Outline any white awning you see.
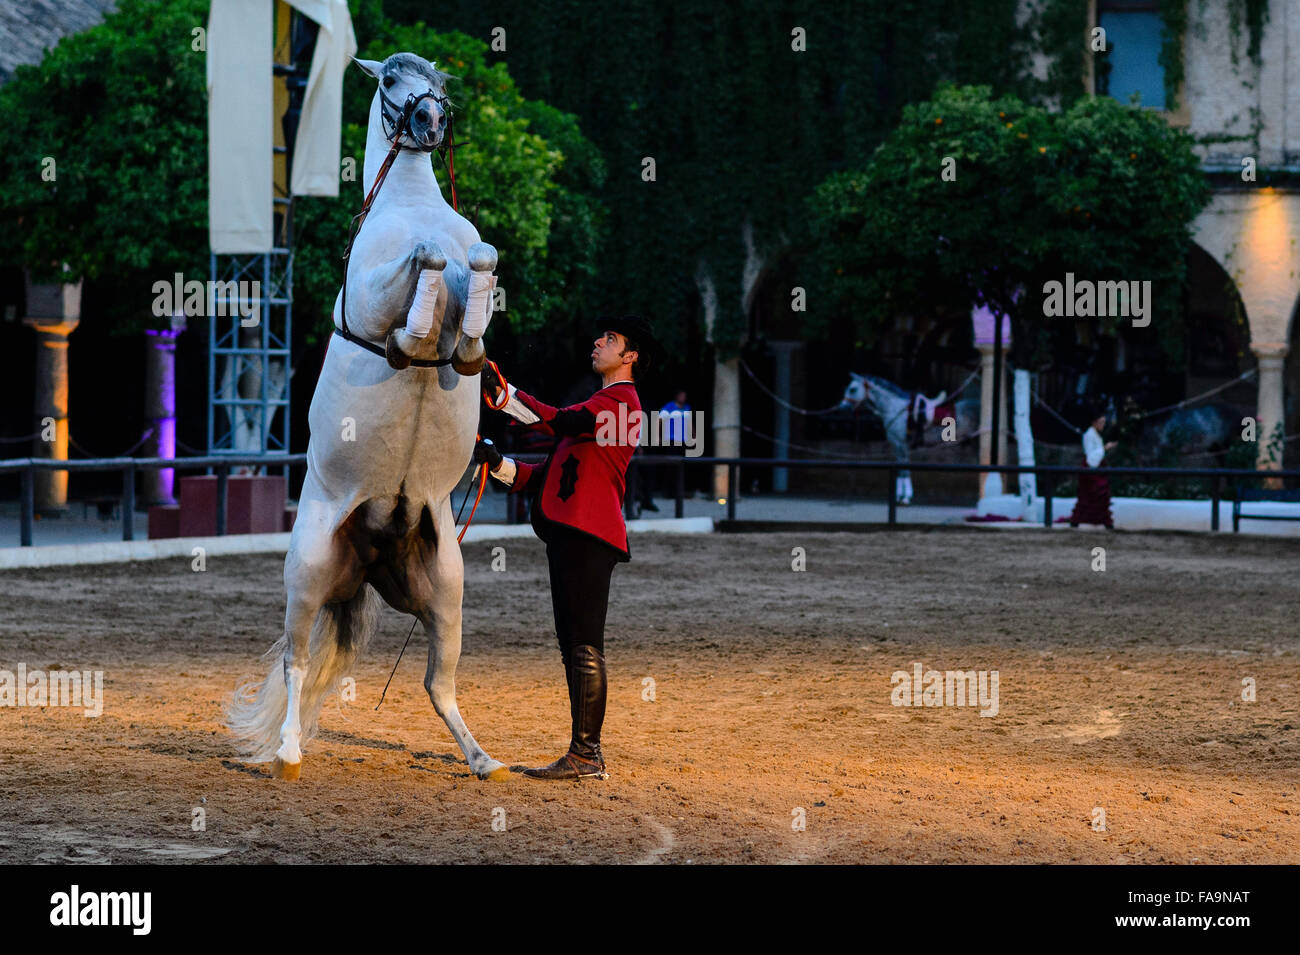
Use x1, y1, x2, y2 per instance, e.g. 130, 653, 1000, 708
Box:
207, 0, 356, 254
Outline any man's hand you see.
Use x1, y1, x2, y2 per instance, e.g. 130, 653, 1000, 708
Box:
474, 438, 504, 472
482, 363, 506, 404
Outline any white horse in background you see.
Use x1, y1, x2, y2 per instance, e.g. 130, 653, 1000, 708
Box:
228, 52, 507, 781
839, 372, 979, 504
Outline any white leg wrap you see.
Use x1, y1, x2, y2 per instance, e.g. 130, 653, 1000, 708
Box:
405, 268, 442, 338
462, 270, 494, 339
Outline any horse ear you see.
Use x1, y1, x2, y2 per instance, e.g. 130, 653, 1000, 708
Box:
352, 57, 384, 79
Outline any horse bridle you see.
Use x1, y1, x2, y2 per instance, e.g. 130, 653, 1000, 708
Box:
378, 85, 449, 153
334, 82, 460, 368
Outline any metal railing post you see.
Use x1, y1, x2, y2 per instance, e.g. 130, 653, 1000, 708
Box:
216, 464, 229, 536
1042, 472, 1053, 528
675, 457, 685, 519
727, 463, 737, 521
20, 465, 34, 547
888, 467, 897, 526
122, 461, 136, 542
625, 459, 637, 520
1211, 474, 1221, 532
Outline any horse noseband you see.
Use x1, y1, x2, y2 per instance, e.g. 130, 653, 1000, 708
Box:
379, 87, 448, 153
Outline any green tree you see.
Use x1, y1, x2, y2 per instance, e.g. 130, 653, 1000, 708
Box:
0, 0, 605, 345
0, 0, 211, 330
807, 84, 1209, 369
397, 0, 1048, 385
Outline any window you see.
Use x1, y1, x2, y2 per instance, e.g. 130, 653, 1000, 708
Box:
1096, 0, 1166, 110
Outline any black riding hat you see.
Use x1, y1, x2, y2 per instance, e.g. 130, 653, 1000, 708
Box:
596, 314, 659, 370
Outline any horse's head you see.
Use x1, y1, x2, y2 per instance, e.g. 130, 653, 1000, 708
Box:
354, 53, 451, 152
840, 373, 868, 412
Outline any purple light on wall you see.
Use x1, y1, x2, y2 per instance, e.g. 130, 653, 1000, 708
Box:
157, 415, 176, 500
971, 303, 1011, 345
146, 327, 181, 502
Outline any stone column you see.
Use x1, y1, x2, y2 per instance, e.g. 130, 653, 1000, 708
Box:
712, 356, 740, 501
24, 272, 82, 515
973, 314, 1010, 499
1252, 342, 1288, 481
142, 319, 185, 505
976, 344, 998, 498
25, 316, 80, 514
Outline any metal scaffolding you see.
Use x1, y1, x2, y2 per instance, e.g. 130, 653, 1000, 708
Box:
207, 247, 292, 456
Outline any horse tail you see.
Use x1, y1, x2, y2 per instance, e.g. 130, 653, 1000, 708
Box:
226, 584, 384, 763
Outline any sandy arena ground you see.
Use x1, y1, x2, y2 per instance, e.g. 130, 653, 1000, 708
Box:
0, 528, 1297, 864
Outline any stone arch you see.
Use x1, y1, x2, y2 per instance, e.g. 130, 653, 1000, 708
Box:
1191, 190, 1300, 467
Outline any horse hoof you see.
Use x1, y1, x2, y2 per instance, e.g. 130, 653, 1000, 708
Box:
272, 757, 302, 781
385, 331, 413, 370
478, 762, 512, 781
453, 353, 485, 376
453, 338, 485, 376
467, 241, 498, 273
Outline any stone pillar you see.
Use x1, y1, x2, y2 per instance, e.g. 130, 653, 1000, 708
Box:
24, 273, 81, 515
976, 345, 998, 497
1252, 342, 1288, 481
143, 318, 185, 505
973, 308, 1010, 499
25, 318, 80, 514
712, 356, 740, 501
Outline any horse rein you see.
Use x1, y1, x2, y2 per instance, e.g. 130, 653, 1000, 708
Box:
334, 86, 461, 367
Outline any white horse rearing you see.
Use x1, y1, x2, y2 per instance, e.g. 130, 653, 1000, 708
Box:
228, 52, 508, 781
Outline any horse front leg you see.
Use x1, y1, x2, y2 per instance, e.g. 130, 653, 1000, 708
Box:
886, 427, 913, 506
421, 499, 508, 780
341, 242, 444, 354
451, 243, 498, 376
379, 242, 449, 369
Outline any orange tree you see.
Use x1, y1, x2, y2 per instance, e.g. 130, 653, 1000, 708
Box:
807, 84, 1210, 371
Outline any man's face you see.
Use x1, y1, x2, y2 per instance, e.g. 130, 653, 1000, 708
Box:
592, 330, 635, 376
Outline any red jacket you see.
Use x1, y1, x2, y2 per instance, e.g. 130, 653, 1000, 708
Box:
510, 380, 641, 559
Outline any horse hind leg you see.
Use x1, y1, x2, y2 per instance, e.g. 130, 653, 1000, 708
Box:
229, 503, 369, 780
421, 500, 508, 780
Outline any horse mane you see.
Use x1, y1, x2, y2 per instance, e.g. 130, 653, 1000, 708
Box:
384, 52, 454, 92
861, 374, 910, 400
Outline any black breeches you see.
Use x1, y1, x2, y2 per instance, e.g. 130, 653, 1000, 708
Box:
545, 530, 620, 663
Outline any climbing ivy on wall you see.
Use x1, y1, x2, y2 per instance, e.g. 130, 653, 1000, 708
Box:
1159, 0, 1189, 110
1160, 0, 1272, 110
381, 0, 1050, 382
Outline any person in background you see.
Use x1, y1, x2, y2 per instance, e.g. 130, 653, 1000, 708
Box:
654, 389, 692, 499
1067, 407, 1117, 529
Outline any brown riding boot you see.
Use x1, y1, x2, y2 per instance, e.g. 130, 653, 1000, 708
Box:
523, 645, 608, 780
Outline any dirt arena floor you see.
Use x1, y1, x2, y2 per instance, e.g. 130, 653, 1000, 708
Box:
1, 528, 1297, 864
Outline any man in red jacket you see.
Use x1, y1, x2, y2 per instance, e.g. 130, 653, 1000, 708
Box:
476, 315, 656, 780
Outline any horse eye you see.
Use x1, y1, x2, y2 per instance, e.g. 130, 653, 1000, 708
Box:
383, 76, 395, 88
